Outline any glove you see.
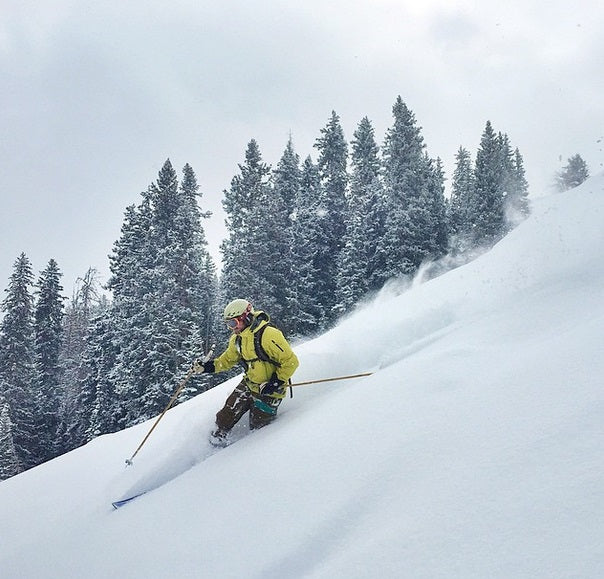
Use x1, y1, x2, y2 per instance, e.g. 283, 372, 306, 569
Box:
192, 359, 215, 374
260, 376, 285, 396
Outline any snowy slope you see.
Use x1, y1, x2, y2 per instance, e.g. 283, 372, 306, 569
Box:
1, 174, 603, 578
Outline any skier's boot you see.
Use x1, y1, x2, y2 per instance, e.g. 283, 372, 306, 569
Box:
209, 428, 229, 448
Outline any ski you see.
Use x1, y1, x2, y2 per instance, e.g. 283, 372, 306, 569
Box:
112, 491, 147, 509
112, 430, 239, 509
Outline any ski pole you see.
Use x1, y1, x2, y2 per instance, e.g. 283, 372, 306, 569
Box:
125, 347, 214, 466
290, 372, 373, 387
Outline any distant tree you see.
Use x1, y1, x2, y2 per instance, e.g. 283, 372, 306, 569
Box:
425, 155, 449, 258
82, 311, 122, 439
103, 197, 154, 430
364, 178, 390, 293
75, 160, 219, 432
289, 156, 326, 336
448, 146, 475, 249
113, 160, 218, 424
33, 259, 65, 463
471, 121, 506, 245
335, 116, 381, 312
504, 148, 530, 228
0, 253, 38, 471
314, 111, 348, 323
266, 138, 301, 333
220, 140, 273, 307
0, 397, 21, 480
375, 96, 441, 280
152, 162, 217, 402
555, 154, 590, 192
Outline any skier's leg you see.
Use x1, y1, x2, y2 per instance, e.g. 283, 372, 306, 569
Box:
213, 380, 252, 440
249, 393, 283, 430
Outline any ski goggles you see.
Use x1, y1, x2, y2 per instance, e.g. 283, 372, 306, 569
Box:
225, 314, 246, 330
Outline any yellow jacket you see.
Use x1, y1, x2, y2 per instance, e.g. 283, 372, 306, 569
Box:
212, 311, 299, 396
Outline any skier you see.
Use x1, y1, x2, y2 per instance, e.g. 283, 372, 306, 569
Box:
192, 298, 299, 447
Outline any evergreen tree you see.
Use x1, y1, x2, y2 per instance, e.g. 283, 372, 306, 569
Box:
451, 131, 528, 252
289, 156, 326, 336
425, 155, 449, 259
504, 148, 530, 228
0, 254, 38, 471
0, 397, 20, 480
364, 177, 390, 293
220, 138, 300, 334
472, 121, 506, 245
266, 138, 301, 333
130, 161, 216, 422
448, 146, 475, 246
181, 162, 218, 353
555, 154, 590, 192
143, 162, 216, 408
314, 111, 349, 322
106, 194, 157, 428
220, 140, 272, 306
375, 96, 439, 281
82, 311, 122, 439
335, 117, 381, 311
33, 259, 65, 463
273, 136, 301, 209
91, 160, 218, 429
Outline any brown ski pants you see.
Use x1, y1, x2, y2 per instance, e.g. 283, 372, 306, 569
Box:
215, 380, 283, 433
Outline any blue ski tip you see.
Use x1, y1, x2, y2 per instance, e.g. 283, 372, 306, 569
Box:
112, 492, 146, 509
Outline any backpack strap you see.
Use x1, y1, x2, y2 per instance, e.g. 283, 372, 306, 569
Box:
236, 323, 293, 398
254, 323, 281, 367
235, 323, 281, 368
256, 323, 293, 398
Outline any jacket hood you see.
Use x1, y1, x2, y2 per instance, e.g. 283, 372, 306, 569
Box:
249, 310, 270, 332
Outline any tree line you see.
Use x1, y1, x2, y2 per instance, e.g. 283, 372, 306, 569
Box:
1, 94, 555, 480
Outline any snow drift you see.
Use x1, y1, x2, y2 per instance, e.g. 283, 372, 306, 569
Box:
1, 174, 603, 578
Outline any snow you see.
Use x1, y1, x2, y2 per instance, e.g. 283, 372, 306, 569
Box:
1, 174, 604, 578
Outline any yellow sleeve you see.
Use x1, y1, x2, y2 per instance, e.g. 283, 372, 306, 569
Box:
212, 334, 242, 373
261, 326, 299, 382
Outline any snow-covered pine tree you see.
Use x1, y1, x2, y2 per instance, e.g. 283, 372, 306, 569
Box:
158, 162, 217, 401
289, 156, 326, 336
117, 160, 218, 422
0, 254, 38, 471
83, 311, 122, 438
33, 259, 65, 463
364, 176, 390, 293
335, 116, 381, 312
504, 148, 530, 229
314, 111, 348, 323
0, 397, 21, 480
105, 195, 156, 428
448, 146, 475, 251
472, 121, 506, 245
220, 139, 273, 309
266, 138, 301, 334
425, 155, 449, 259
376, 96, 439, 280
555, 154, 590, 192
84, 160, 218, 430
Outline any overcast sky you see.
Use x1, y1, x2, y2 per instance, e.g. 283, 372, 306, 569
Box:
2, 0, 603, 296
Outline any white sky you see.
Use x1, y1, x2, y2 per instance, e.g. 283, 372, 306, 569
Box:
1, 0, 603, 293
